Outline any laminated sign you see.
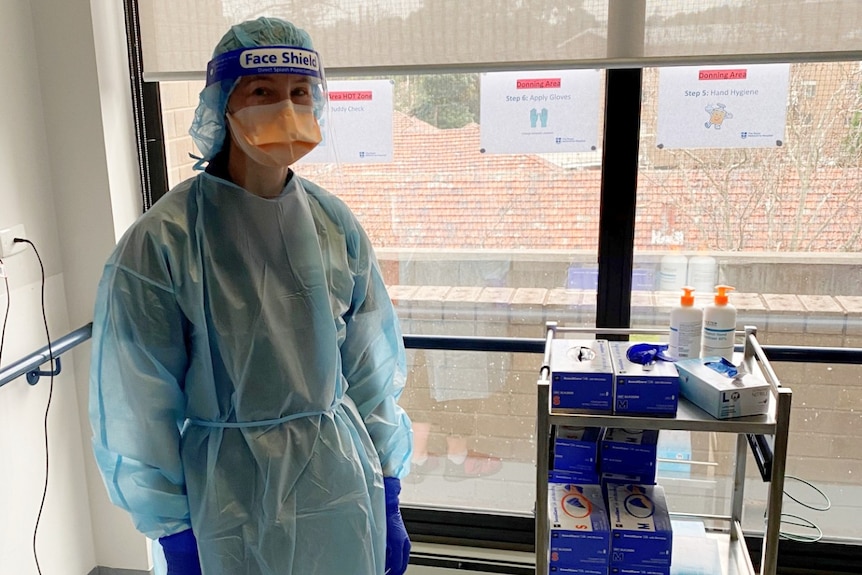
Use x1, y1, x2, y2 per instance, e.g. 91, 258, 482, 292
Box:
301, 79, 394, 164
479, 70, 600, 154
656, 64, 790, 149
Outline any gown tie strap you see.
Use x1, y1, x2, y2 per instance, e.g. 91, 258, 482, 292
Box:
187, 402, 340, 428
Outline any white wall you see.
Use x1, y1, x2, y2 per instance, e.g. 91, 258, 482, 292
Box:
0, 0, 147, 573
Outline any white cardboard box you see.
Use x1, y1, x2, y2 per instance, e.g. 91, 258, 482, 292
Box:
674, 357, 770, 419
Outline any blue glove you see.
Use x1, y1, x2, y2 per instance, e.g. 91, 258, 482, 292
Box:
626, 343, 674, 364
159, 529, 202, 575
383, 477, 411, 575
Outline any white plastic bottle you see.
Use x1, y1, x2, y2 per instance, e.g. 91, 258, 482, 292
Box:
668, 286, 703, 360
659, 253, 688, 292
701, 285, 737, 361
687, 254, 717, 296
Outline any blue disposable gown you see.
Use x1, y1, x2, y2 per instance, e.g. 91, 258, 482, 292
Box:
89, 171, 412, 575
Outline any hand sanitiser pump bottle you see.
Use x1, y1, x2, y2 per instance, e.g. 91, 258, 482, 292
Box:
669, 287, 703, 360
702, 285, 737, 361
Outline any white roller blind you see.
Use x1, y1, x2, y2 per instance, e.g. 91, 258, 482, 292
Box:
139, 0, 862, 81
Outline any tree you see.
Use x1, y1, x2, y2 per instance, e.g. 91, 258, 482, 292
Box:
408, 74, 479, 129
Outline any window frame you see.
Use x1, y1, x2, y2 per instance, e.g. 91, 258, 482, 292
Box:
126, 2, 862, 572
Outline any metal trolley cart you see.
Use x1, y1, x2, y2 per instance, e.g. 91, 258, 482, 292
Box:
535, 322, 792, 575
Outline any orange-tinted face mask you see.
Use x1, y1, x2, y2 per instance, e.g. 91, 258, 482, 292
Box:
226, 99, 322, 167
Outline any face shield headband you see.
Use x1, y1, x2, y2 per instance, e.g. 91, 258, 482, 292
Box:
206, 45, 324, 87
190, 45, 327, 169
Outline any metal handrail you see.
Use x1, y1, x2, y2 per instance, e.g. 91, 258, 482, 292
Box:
2, 322, 861, 390
409, 333, 862, 364
0, 323, 93, 388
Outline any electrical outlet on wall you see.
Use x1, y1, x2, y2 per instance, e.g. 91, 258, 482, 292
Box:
0, 224, 27, 258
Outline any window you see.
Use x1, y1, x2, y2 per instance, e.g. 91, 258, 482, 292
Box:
159, 61, 862, 545
146, 0, 862, 559
636, 61, 862, 541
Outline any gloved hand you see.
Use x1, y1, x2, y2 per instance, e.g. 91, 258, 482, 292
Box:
383, 476, 411, 575
159, 529, 202, 575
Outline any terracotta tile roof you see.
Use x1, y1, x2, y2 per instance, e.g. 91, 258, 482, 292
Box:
298, 112, 862, 252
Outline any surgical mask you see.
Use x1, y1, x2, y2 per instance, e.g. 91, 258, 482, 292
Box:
226, 99, 322, 168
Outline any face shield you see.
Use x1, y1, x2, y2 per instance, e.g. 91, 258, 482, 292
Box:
190, 43, 328, 168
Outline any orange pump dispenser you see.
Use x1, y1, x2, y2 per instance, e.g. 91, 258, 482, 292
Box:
680, 286, 695, 307
714, 285, 735, 305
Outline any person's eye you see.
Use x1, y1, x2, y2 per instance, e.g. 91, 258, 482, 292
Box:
246, 81, 275, 96
291, 86, 313, 104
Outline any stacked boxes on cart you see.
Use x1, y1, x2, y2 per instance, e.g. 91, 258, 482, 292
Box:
606, 483, 673, 575
549, 339, 616, 413
549, 339, 680, 417
546, 338, 774, 574
549, 425, 669, 574
599, 428, 658, 487
548, 482, 611, 574
549, 338, 770, 420
609, 342, 679, 417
